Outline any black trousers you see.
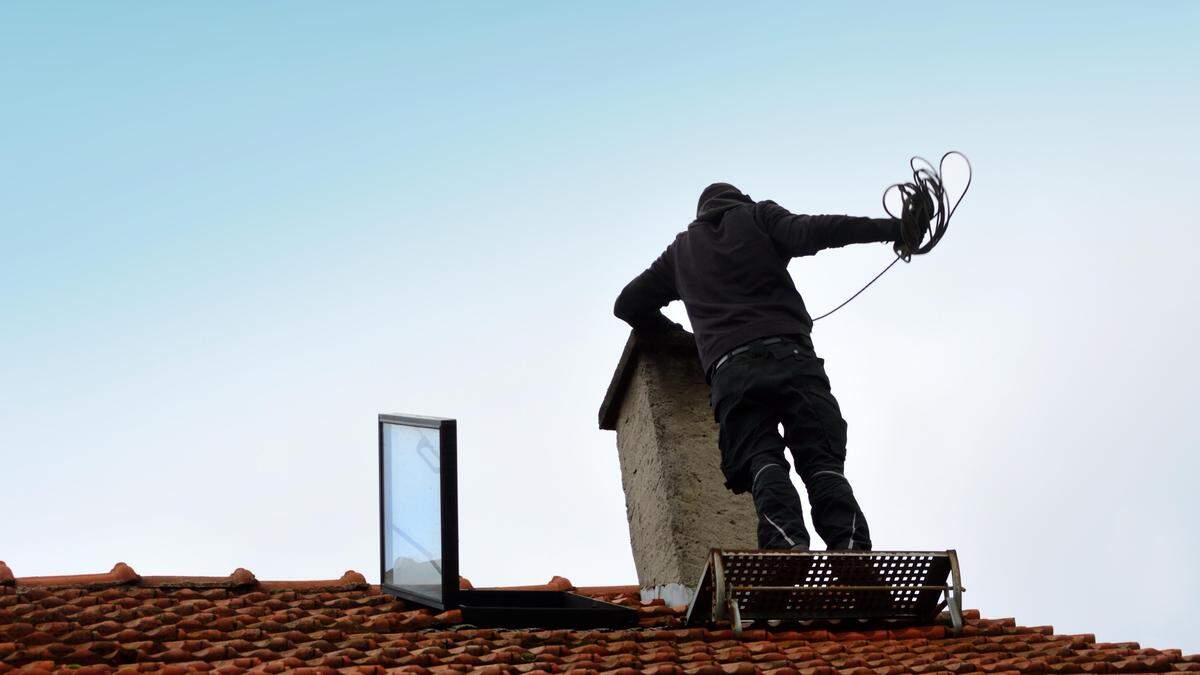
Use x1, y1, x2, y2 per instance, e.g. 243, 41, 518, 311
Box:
707, 334, 871, 551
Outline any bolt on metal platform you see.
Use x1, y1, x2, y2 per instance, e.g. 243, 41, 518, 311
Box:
685, 549, 965, 635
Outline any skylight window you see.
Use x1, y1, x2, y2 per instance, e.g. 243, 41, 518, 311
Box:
378, 414, 457, 610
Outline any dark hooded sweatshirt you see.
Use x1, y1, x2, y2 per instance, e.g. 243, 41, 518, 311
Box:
614, 183, 901, 374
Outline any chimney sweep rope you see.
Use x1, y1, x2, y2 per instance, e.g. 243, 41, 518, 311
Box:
811, 150, 973, 321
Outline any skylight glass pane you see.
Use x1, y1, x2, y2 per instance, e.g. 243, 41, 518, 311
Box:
382, 421, 443, 604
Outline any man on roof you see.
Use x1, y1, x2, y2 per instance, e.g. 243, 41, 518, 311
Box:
614, 182, 922, 551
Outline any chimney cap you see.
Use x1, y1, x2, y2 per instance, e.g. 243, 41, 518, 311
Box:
598, 329, 699, 430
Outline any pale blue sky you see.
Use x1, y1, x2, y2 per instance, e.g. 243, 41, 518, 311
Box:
2, 1, 1197, 653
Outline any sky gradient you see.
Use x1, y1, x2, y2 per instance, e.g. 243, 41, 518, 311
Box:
1, 1, 1197, 653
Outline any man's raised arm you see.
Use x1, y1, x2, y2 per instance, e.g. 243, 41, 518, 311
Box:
757, 200, 902, 259
614, 247, 682, 333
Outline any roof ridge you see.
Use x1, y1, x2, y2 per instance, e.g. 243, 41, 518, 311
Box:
3, 563, 374, 591
1, 564, 640, 596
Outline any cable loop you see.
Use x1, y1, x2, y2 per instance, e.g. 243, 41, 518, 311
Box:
811, 151, 972, 321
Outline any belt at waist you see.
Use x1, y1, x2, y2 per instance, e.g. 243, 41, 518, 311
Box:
707, 335, 790, 382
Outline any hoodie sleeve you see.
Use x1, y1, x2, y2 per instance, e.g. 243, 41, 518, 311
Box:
614, 245, 682, 333
756, 200, 901, 258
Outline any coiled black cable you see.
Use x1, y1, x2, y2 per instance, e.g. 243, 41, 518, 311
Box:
811, 151, 972, 321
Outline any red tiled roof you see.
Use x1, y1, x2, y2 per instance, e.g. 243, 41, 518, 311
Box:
1, 561, 1197, 675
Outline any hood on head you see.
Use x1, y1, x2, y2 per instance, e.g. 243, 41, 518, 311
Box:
696, 182, 752, 222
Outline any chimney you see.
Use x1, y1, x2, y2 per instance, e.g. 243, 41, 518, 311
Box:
598, 330, 758, 605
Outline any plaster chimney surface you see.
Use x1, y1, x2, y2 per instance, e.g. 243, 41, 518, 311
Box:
599, 330, 758, 600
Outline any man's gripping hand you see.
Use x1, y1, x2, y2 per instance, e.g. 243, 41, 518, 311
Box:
635, 313, 685, 335
895, 188, 933, 258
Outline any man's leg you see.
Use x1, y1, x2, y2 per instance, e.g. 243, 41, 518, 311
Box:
746, 451, 810, 550
803, 460, 871, 550
778, 369, 872, 550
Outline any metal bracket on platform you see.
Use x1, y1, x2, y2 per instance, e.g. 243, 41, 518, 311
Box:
947, 550, 965, 633
686, 549, 966, 636
712, 550, 728, 622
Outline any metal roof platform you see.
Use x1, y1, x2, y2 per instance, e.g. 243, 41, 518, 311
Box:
685, 549, 965, 635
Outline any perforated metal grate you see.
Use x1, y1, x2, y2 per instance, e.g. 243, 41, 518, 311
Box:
730, 552, 947, 619
686, 550, 963, 632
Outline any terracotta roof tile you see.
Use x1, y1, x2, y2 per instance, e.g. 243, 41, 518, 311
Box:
0, 564, 1195, 674
11, 564, 139, 589
257, 571, 368, 591
484, 576, 576, 593
140, 569, 258, 590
